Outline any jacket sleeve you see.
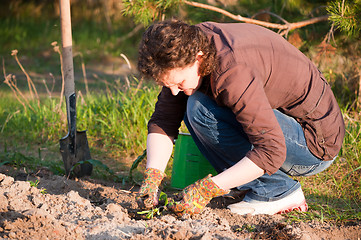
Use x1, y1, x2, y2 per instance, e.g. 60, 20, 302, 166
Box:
215, 65, 286, 175
148, 87, 188, 138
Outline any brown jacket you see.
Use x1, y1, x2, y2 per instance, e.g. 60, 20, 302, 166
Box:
148, 22, 345, 175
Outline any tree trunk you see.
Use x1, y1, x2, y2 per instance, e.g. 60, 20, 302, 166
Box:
357, 66, 361, 109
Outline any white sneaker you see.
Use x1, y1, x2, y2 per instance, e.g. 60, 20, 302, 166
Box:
227, 187, 308, 215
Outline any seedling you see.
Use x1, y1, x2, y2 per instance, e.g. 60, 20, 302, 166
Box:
137, 191, 174, 219
236, 224, 257, 233
28, 179, 47, 194
137, 206, 162, 219
29, 180, 40, 188
40, 188, 48, 194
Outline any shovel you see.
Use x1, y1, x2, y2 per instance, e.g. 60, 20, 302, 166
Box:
59, 0, 92, 178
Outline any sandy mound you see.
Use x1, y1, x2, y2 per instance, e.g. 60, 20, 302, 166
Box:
0, 172, 360, 239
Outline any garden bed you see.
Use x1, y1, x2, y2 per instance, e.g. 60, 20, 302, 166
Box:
0, 168, 359, 240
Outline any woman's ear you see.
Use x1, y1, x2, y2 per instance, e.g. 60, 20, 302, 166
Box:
196, 51, 204, 62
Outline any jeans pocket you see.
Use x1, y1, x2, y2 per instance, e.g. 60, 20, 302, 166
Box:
287, 159, 334, 177
287, 164, 320, 176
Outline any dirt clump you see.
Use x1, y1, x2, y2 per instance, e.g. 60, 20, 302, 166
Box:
0, 171, 360, 239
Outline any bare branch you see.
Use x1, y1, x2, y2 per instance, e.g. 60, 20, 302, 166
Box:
11, 50, 40, 107
252, 11, 289, 25
183, 0, 329, 33
117, 24, 144, 43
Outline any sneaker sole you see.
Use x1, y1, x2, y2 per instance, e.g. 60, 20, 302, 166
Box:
276, 199, 308, 214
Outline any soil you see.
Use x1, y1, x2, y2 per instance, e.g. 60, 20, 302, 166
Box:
0, 167, 360, 240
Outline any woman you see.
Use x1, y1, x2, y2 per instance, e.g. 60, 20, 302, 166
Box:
135, 19, 345, 216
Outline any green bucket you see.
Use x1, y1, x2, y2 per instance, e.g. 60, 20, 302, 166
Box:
171, 133, 217, 189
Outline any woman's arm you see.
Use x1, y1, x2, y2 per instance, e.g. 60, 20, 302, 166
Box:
146, 132, 174, 172
211, 156, 265, 190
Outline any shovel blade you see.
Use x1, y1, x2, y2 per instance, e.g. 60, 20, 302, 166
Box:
60, 130, 93, 178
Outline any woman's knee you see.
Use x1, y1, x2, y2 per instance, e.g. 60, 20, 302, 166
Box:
186, 92, 217, 127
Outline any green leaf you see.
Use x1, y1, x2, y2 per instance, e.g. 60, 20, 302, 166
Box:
71, 159, 114, 175
0, 161, 10, 167
159, 191, 168, 206
129, 149, 146, 183
137, 210, 151, 215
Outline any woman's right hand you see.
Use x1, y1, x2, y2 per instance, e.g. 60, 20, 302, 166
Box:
136, 168, 166, 209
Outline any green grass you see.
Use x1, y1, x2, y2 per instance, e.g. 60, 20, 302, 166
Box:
0, 149, 64, 176
0, 74, 160, 181
80, 80, 160, 156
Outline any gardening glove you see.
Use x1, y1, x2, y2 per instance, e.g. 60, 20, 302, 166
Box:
136, 168, 165, 210
169, 174, 229, 216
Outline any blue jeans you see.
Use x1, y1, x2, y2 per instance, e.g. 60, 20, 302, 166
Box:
184, 92, 334, 201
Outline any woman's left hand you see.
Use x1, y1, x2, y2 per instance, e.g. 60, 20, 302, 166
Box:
169, 174, 229, 216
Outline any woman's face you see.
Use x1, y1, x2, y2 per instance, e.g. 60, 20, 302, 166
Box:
161, 52, 203, 96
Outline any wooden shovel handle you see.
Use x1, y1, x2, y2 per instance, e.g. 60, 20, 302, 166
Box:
60, 0, 75, 98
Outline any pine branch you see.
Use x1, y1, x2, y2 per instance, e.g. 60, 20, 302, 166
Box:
327, 0, 361, 37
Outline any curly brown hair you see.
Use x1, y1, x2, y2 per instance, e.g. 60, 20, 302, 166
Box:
137, 19, 216, 83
